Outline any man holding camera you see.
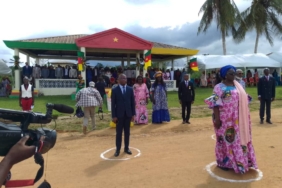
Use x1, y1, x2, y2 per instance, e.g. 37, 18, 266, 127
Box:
76, 81, 103, 134
19, 77, 34, 111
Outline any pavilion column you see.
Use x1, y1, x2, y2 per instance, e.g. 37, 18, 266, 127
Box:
127, 54, 130, 67
187, 56, 190, 70
171, 59, 174, 70
142, 51, 147, 77
121, 58, 124, 69
80, 47, 86, 85
136, 53, 140, 77
26, 55, 30, 64
14, 48, 20, 90
158, 61, 162, 70
35, 58, 39, 65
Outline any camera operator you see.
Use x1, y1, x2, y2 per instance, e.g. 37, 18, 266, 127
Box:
0, 136, 35, 185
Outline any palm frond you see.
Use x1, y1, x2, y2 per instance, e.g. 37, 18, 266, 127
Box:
264, 24, 274, 46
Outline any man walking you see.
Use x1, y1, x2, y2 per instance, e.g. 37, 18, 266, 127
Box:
76, 81, 103, 134
178, 74, 195, 124
19, 77, 34, 111
111, 74, 135, 157
258, 68, 276, 124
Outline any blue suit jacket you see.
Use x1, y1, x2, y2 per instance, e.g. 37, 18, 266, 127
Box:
257, 76, 276, 99
22, 66, 32, 76
111, 85, 136, 118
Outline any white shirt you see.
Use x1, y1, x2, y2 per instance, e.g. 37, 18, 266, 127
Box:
119, 84, 126, 94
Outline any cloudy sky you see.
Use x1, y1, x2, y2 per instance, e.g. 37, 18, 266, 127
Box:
0, 0, 281, 66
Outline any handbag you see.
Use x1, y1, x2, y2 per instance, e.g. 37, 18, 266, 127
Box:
74, 106, 84, 118
97, 107, 103, 120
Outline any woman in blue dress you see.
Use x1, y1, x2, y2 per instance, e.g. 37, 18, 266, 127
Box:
151, 71, 170, 123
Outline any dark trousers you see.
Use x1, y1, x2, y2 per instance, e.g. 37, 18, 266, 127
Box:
181, 101, 192, 121
116, 115, 131, 151
260, 99, 271, 121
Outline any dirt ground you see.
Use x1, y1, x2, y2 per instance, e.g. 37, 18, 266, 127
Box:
2, 108, 282, 188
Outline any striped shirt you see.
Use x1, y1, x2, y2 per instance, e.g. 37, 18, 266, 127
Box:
75, 87, 103, 107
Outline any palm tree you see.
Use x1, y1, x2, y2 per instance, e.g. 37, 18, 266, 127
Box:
233, 0, 282, 53
197, 0, 242, 55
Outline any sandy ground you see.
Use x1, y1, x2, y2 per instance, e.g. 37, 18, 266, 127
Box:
2, 108, 282, 188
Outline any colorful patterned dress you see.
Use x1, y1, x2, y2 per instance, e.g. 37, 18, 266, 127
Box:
151, 83, 170, 123
204, 83, 257, 174
133, 83, 149, 124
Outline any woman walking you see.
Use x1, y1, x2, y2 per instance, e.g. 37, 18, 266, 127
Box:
151, 71, 170, 124
133, 76, 149, 125
204, 65, 257, 174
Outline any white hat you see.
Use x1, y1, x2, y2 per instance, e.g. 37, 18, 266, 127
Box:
89, 81, 95, 87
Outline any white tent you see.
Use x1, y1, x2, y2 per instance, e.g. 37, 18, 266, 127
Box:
236, 53, 280, 68
194, 55, 244, 70
267, 52, 282, 67
0, 60, 12, 75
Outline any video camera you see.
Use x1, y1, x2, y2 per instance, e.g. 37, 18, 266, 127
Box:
0, 103, 74, 156
0, 103, 74, 187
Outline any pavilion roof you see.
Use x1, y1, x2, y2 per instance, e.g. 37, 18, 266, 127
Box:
18, 34, 192, 50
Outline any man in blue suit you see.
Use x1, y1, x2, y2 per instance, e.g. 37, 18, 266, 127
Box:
22, 62, 32, 78
111, 74, 136, 157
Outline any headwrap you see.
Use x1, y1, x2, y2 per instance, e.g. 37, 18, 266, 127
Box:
220, 65, 236, 78
154, 71, 162, 78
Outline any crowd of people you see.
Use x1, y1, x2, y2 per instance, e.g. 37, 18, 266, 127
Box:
0, 62, 278, 185
0, 77, 12, 97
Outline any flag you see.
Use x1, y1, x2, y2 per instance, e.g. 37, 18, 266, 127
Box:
77, 52, 84, 71
189, 58, 199, 71
144, 49, 151, 70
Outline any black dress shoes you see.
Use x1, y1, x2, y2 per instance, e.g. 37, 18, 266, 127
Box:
186, 121, 190, 124
266, 120, 272, 124
260, 120, 263, 124
114, 150, 120, 157
124, 149, 132, 155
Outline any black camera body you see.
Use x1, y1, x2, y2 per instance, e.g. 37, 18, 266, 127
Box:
0, 103, 73, 156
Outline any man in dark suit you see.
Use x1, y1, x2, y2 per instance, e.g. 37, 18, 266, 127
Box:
22, 62, 32, 79
258, 68, 276, 124
178, 74, 195, 124
111, 74, 136, 157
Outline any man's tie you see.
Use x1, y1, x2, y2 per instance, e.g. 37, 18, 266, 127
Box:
185, 81, 188, 87
122, 86, 126, 95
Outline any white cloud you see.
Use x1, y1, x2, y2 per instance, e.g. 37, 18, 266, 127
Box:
0, 0, 281, 63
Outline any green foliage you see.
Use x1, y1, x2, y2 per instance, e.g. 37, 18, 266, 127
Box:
233, 0, 282, 51
198, 0, 243, 54
190, 71, 202, 79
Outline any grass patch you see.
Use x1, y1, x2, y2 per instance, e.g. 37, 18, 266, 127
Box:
1, 86, 282, 133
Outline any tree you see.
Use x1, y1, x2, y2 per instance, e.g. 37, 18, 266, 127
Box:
233, 0, 282, 53
197, 0, 242, 55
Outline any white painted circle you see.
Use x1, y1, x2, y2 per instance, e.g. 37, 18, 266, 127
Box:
205, 161, 263, 183
211, 134, 216, 140
100, 147, 141, 161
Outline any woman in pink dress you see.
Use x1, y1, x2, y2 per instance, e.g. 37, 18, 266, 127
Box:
204, 65, 257, 174
133, 76, 149, 125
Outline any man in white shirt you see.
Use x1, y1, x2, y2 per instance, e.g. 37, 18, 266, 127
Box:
19, 77, 34, 111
